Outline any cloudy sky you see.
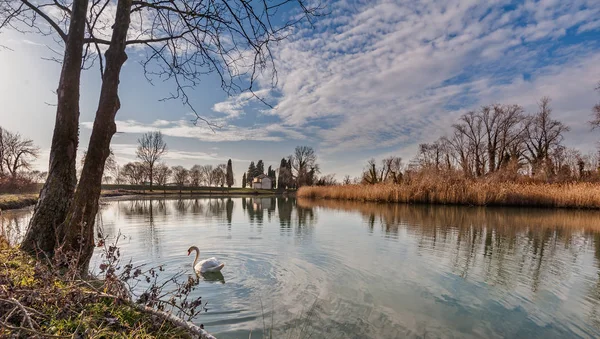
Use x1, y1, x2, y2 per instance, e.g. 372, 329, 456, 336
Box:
1, 0, 600, 181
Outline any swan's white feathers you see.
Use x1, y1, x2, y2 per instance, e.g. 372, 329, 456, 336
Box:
189, 246, 225, 273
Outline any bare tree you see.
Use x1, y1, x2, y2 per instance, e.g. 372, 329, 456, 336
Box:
81, 148, 117, 184
292, 146, 318, 187
481, 104, 526, 172
454, 112, 487, 177
154, 163, 172, 187
203, 165, 215, 186
444, 131, 472, 176
136, 131, 167, 188
189, 165, 204, 186
1, 129, 40, 179
121, 162, 147, 185
523, 97, 570, 177
342, 175, 352, 185
172, 166, 189, 192
418, 139, 449, 171
592, 82, 600, 130
11, 0, 90, 255
382, 156, 403, 183
316, 174, 337, 186
211, 164, 227, 187
5, 0, 320, 270
362, 158, 379, 184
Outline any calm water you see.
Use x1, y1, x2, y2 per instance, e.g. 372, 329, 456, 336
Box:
4, 197, 600, 338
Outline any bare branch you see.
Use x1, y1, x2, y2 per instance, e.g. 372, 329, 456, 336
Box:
19, 0, 67, 41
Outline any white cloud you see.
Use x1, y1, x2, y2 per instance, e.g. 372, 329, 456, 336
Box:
109, 143, 248, 164
238, 0, 600, 157
211, 89, 270, 119
81, 118, 306, 143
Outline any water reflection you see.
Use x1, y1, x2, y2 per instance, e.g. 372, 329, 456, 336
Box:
198, 271, 226, 284
4, 198, 600, 338
298, 198, 600, 337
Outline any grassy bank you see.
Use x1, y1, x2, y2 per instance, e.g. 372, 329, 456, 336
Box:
0, 185, 278, 211
297, 180, 600, 209
0, 190, 125, 211
0, 240, 198, 338
0, 194, 38, 210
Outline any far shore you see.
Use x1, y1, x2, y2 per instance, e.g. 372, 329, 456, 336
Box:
1, 186, 290, 211
297, 181, 600, 210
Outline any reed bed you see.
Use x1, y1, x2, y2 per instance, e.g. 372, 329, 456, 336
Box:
297, 178, 600, 209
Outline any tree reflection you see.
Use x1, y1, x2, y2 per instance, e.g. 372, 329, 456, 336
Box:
297, 198, 600, 302
0, 210, 31, 244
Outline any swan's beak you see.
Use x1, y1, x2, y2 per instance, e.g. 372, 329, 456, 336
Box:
187, 250, 190, 256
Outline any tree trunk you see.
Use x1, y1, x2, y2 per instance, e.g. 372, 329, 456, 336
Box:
21, 0, 88, 255
59, 0, 132, 272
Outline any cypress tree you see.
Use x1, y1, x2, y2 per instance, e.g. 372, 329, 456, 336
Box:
248, 161, 256, 184
226, 159, 234, 188
256, 160, 264, 176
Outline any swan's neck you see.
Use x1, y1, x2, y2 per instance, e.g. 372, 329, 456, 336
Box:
192, 248, 200, 267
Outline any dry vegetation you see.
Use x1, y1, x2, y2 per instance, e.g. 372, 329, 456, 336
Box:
298, 173, 600, 209
0, 194, 38, 210
0, 241, 194, 338
0, 230, 217, 338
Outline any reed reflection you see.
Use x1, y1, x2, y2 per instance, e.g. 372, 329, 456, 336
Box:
298, 198, 600, 325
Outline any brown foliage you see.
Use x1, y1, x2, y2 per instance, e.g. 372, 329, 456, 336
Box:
298, 170, 600, 209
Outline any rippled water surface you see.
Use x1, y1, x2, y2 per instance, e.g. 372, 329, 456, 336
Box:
4, 197, 600, 338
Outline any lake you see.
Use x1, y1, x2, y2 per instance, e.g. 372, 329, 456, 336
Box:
3, 197, 600, 338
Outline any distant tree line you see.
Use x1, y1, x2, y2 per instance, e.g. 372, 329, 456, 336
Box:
350, 95, 600, 185
240, 146, 321, 189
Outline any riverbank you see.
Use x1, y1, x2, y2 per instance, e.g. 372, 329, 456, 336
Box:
1, 187, 286, 211
0, 191, 126, 211
297, 181, 600, 209
0, 238, 215, 338
0, 194, 38, 210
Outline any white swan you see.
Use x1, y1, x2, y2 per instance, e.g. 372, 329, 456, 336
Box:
187, 246, 225, 273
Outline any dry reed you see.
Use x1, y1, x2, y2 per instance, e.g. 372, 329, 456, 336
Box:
297, 175, 600, 209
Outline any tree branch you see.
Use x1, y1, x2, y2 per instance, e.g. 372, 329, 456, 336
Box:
19, 0, 67, 42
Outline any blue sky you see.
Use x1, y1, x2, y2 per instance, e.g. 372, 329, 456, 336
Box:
1, 0, 600, 181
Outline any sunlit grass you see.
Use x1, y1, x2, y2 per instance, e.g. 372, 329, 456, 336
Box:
297, 175, 600, 209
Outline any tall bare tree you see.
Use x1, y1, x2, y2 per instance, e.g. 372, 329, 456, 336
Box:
136, 131, 167, 188
10, 0, 90, 255
292, 146, 318, 187
0, 129, 40, 179
5, 0, 320, 270
523, 97, 570, 176
481, 104, 526, 172
444, 131, 472, 176
454, 111, 487, 177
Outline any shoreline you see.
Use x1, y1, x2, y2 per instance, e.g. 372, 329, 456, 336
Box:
1, 188, 290, 211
